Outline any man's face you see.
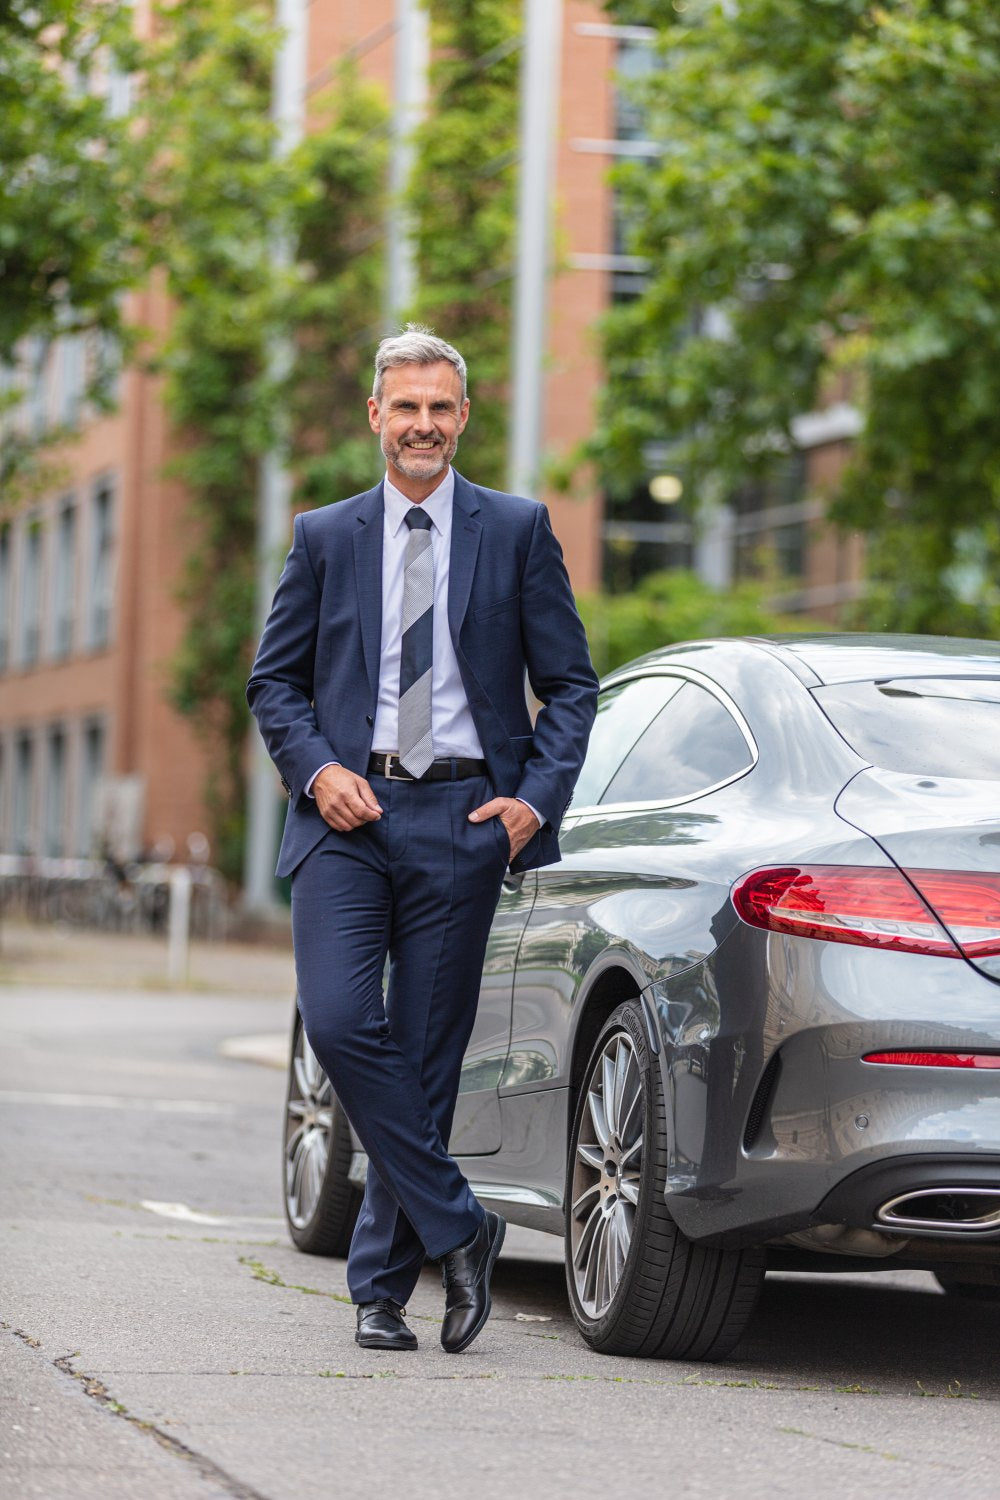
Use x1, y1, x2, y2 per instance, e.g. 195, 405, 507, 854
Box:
368, 361, 470, 485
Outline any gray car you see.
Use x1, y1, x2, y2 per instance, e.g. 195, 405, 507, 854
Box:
283, 634, 1000, 1360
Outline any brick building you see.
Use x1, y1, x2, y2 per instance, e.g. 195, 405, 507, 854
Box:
0, 3, 857, 874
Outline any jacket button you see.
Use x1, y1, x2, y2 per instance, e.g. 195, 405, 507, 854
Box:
366, 714, 374, 726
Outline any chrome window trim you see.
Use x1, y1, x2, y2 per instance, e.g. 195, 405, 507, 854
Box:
564, 665, 759, 820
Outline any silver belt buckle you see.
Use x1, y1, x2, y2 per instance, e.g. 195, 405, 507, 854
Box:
384, 753, 406, 780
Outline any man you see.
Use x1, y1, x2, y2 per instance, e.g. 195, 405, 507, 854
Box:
247, 326, 598, 1354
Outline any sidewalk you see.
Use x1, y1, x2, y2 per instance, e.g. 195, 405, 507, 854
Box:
0, 916, 296, 999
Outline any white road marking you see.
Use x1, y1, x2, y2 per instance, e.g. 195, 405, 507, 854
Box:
140, 1200, 282, 1226
0, 1090, 235, 1114
219, 1034, 286, 1070
139, 1200, 228, 1225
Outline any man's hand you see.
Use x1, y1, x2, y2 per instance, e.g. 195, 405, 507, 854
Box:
313, 764, 382, 832
469, 797, 540, 863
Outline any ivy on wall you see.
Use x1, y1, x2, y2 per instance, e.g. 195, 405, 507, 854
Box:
408, 0, 521, 489
134, 0, 387, 880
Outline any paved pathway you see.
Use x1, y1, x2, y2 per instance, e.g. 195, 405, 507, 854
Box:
2, 946, 998, 1498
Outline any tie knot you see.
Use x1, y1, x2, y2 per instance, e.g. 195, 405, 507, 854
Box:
404, 507, 433, 532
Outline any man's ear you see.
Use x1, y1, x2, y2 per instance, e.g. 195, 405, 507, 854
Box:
367, 396, 381, 434
458, 398, 470, 435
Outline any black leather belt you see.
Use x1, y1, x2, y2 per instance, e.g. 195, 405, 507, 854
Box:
367, 753, 488, 782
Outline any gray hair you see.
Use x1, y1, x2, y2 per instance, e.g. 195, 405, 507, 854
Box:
372, 324, 467, 404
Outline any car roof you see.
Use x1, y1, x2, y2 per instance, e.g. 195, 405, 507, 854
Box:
612, 633, 1000, 688
758, 633, 1000, 685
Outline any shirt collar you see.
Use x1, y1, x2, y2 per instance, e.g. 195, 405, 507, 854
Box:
383, 467, 454, 536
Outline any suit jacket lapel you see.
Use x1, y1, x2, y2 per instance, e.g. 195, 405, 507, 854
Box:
352, 482, 384, 700
448, 471, 482, 646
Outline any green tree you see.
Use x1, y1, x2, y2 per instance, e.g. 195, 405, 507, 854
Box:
578, 568, 803, 677
0, 0, 139, 358
289, 81, 388, 508
408, 0, 520, 488
594, 0, 1000, 635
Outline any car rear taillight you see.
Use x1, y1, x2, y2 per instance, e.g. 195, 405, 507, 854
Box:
899, 870, 1000, 959
864, 1051, 1000, 1068
731, 866, 961, 957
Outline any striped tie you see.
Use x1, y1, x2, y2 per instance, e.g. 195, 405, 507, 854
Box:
397, 507, 435, 777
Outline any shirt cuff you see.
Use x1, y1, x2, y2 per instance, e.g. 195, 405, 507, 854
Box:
516, 797, 543, 829
305, 762, 338, 798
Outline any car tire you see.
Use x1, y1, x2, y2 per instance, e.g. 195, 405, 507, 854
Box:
283, 1007, 362, 1256
565, 999, 765, 1361
933, 1273, 1000, 1302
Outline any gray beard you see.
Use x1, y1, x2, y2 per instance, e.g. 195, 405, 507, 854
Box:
382, 435, 457, 480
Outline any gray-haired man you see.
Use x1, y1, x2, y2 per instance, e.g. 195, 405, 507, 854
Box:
248, 326, 598, 1353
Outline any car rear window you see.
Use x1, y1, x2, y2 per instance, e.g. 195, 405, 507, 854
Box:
601, 682, 754, 805
812, 677, 1000, 780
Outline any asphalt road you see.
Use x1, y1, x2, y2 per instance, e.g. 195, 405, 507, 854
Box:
2, 984, 999, 1500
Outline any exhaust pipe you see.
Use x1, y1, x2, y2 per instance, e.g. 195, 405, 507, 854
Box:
877, 1187, 1000, 1233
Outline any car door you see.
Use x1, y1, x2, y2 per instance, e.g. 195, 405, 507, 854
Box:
450, 676, 691, 1164
495, 671, 758, 1200
448, 869, 537, 1156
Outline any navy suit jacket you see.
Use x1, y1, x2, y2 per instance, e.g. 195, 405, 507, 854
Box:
247, 471, 599, 879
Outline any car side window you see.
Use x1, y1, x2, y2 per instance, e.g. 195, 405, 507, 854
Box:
600, 681, 753, 806
570, 675, 684, 809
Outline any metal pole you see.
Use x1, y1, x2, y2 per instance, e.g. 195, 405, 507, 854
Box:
167, 865, 192, 985
243, 0, 307, 914
387, 0, 430, 325
508, 0, 562, 498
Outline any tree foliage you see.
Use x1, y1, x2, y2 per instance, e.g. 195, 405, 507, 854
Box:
594, 0, 1000, 635
0, 0, 139, 359
578, 568, 803, 677
408, 0, 520, 488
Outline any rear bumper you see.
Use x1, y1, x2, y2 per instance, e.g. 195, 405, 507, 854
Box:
647, 927, 1000, 1248
817, 1153, 1000, 1241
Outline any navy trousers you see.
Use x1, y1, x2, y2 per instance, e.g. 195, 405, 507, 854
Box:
290, 771, 509, 1305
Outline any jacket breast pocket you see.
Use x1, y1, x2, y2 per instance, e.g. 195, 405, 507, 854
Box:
474, 591, 520, 621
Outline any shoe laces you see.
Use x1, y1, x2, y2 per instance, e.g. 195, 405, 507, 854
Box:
440, 1250, 474, 1289
366, 1297, 406, 1318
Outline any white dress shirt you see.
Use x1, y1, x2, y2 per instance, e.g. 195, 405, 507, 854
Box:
372, 468, 484, 758
306, 469, 541, 826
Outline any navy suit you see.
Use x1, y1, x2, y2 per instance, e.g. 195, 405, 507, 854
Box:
247, 471, 598, 1302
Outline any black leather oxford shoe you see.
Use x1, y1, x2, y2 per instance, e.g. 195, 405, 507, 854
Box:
440, 1210, 506, 1353
355, 1298, 418, 1351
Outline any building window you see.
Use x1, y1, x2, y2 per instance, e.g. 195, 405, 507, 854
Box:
0, 524, 11, 672
87, 479, 115, 650
78, 717, 106, 856
610, 34, 656, 305
60, 335, 86, 428
44, 725, 67, 857
601, 478, 694, 592
28, 336, 49, 439
52, 498, 77, 659
730, 454, 808, 584
0, 736, 6, 850
18, 517, 44, 668
13, 731, 35, 856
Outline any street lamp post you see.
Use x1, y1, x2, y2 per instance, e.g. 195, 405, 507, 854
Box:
387, 0, 429, 325
243, 0, 307, 916
508, 0, 562, 500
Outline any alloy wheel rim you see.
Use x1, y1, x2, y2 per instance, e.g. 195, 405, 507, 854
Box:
569, 1029, 643, 1318
284, 1026, 334, 1229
